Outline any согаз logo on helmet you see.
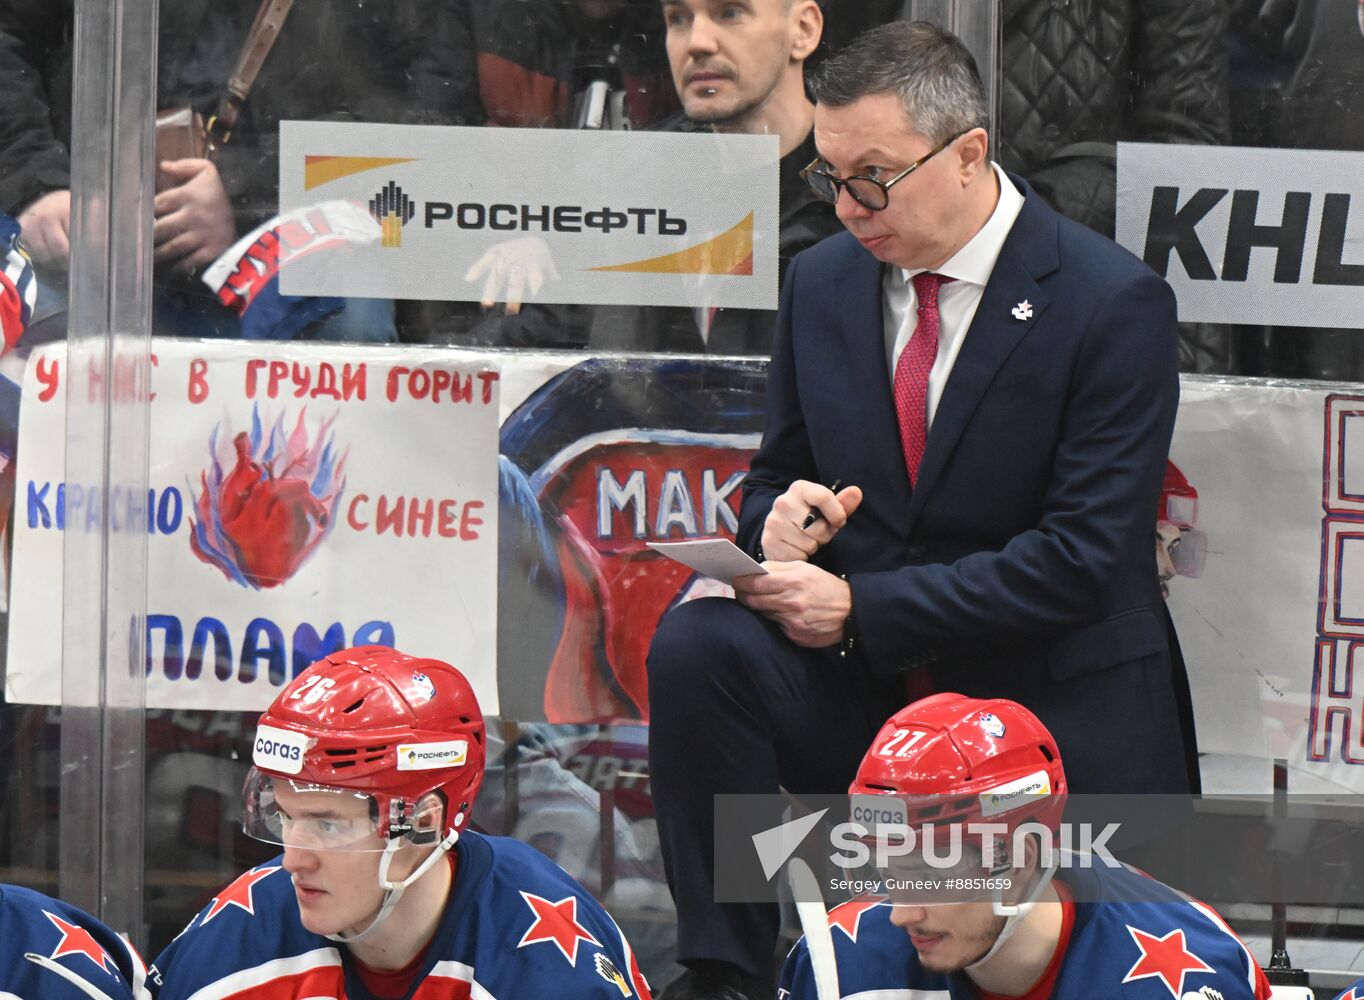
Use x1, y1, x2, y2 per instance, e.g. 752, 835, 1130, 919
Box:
252, 725, 309, 776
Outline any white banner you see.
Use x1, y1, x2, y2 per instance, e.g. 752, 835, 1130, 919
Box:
1116, 142, 1364, 328
15, 345, 1364, 794
277, 122, 780, 310
1171, 377, 1364, 792
4, 341, 500, 712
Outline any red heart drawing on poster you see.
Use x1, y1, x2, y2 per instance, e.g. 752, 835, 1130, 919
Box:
190, 408, 346, 589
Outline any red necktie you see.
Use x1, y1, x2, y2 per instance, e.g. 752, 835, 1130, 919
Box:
893, 272, 953, 485
893, 273, 952, 703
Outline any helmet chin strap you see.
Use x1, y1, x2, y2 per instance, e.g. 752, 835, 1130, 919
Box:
325, 826, 460, 945
965, 847, 1060, 971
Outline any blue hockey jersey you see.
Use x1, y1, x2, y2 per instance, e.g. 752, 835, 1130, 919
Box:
0, 882, 149, 1000
148, 830, 651, 999
779, 861, 1271, 1000
1334, 978, 1364, 999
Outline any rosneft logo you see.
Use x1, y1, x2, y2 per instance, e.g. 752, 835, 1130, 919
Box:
589, 211, 753, 276
978, 771, 1051, 819
594, 953, 631, 996
396, 739, 468, 771
369, 181, 416, 249
301, 152, 752, 273
303, 155, 417, 191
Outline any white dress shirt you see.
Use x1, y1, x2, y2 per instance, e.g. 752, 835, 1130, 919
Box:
883, 163, 1025, 427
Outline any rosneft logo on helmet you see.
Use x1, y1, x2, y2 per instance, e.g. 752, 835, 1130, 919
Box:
979, 770, 1050, 819
253, 724, 310, 776
396, 740, 468, 771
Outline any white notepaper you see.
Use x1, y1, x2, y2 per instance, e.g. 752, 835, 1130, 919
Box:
646, 538, 767, 585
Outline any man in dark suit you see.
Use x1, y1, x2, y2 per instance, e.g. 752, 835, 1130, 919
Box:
647, 20, 1189, 999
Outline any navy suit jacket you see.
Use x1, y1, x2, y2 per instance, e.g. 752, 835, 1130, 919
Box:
736, 177, 1188, 794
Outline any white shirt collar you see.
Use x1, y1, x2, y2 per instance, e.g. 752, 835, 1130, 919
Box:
897, 163, 1024, 287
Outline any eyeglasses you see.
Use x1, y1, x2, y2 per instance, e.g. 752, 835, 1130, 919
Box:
801, 131, 967, 211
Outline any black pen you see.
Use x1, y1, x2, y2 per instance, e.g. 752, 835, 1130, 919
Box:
800, 479, 843, 530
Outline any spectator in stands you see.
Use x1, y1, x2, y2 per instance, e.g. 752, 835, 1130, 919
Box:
996, 0, 1235, 374
997, 0, 1229, 239
0, 0, 454, 343
405, 0, 840, 354
585, 0, 840, 354
467, 0, 677, 129
1234, 0, 1364, 380
399, 0, 680, 348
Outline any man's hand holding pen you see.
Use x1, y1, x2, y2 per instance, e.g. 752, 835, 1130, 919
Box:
756, 479, 863, 562
733, 479, 864, 648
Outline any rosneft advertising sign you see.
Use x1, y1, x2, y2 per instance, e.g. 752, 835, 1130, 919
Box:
278, 122, 779, 310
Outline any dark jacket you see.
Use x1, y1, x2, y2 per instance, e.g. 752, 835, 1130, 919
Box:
0, 0, 456, 230
998, 0, 1231, 238
0, 0, 73, 217
1257, 0, 1364, 152
996, 0, 1235, 374
737, 177, 1188, 794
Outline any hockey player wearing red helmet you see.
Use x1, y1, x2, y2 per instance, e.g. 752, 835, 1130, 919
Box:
780, 694, 1271, 1000
1156, 460, 1207, 601
148, 646, 652, 1000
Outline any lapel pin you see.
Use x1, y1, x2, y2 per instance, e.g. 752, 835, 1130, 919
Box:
1011, 300, 1033, 322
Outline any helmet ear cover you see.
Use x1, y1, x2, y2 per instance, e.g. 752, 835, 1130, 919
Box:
388, 791, 448, 846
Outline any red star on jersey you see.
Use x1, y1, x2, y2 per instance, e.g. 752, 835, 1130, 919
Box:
1122, 925, 1215, 998
200, 865, 281, 925
516, 891, 602, 966
827, 896, 884, 943
43, 911, 116, 975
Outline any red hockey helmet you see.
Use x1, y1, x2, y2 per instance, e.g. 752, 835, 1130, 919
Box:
850, 693, 1067, 841
1158, 460, 1207, 579
1159, 461, 1199, 531
242, 645, 486, 849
